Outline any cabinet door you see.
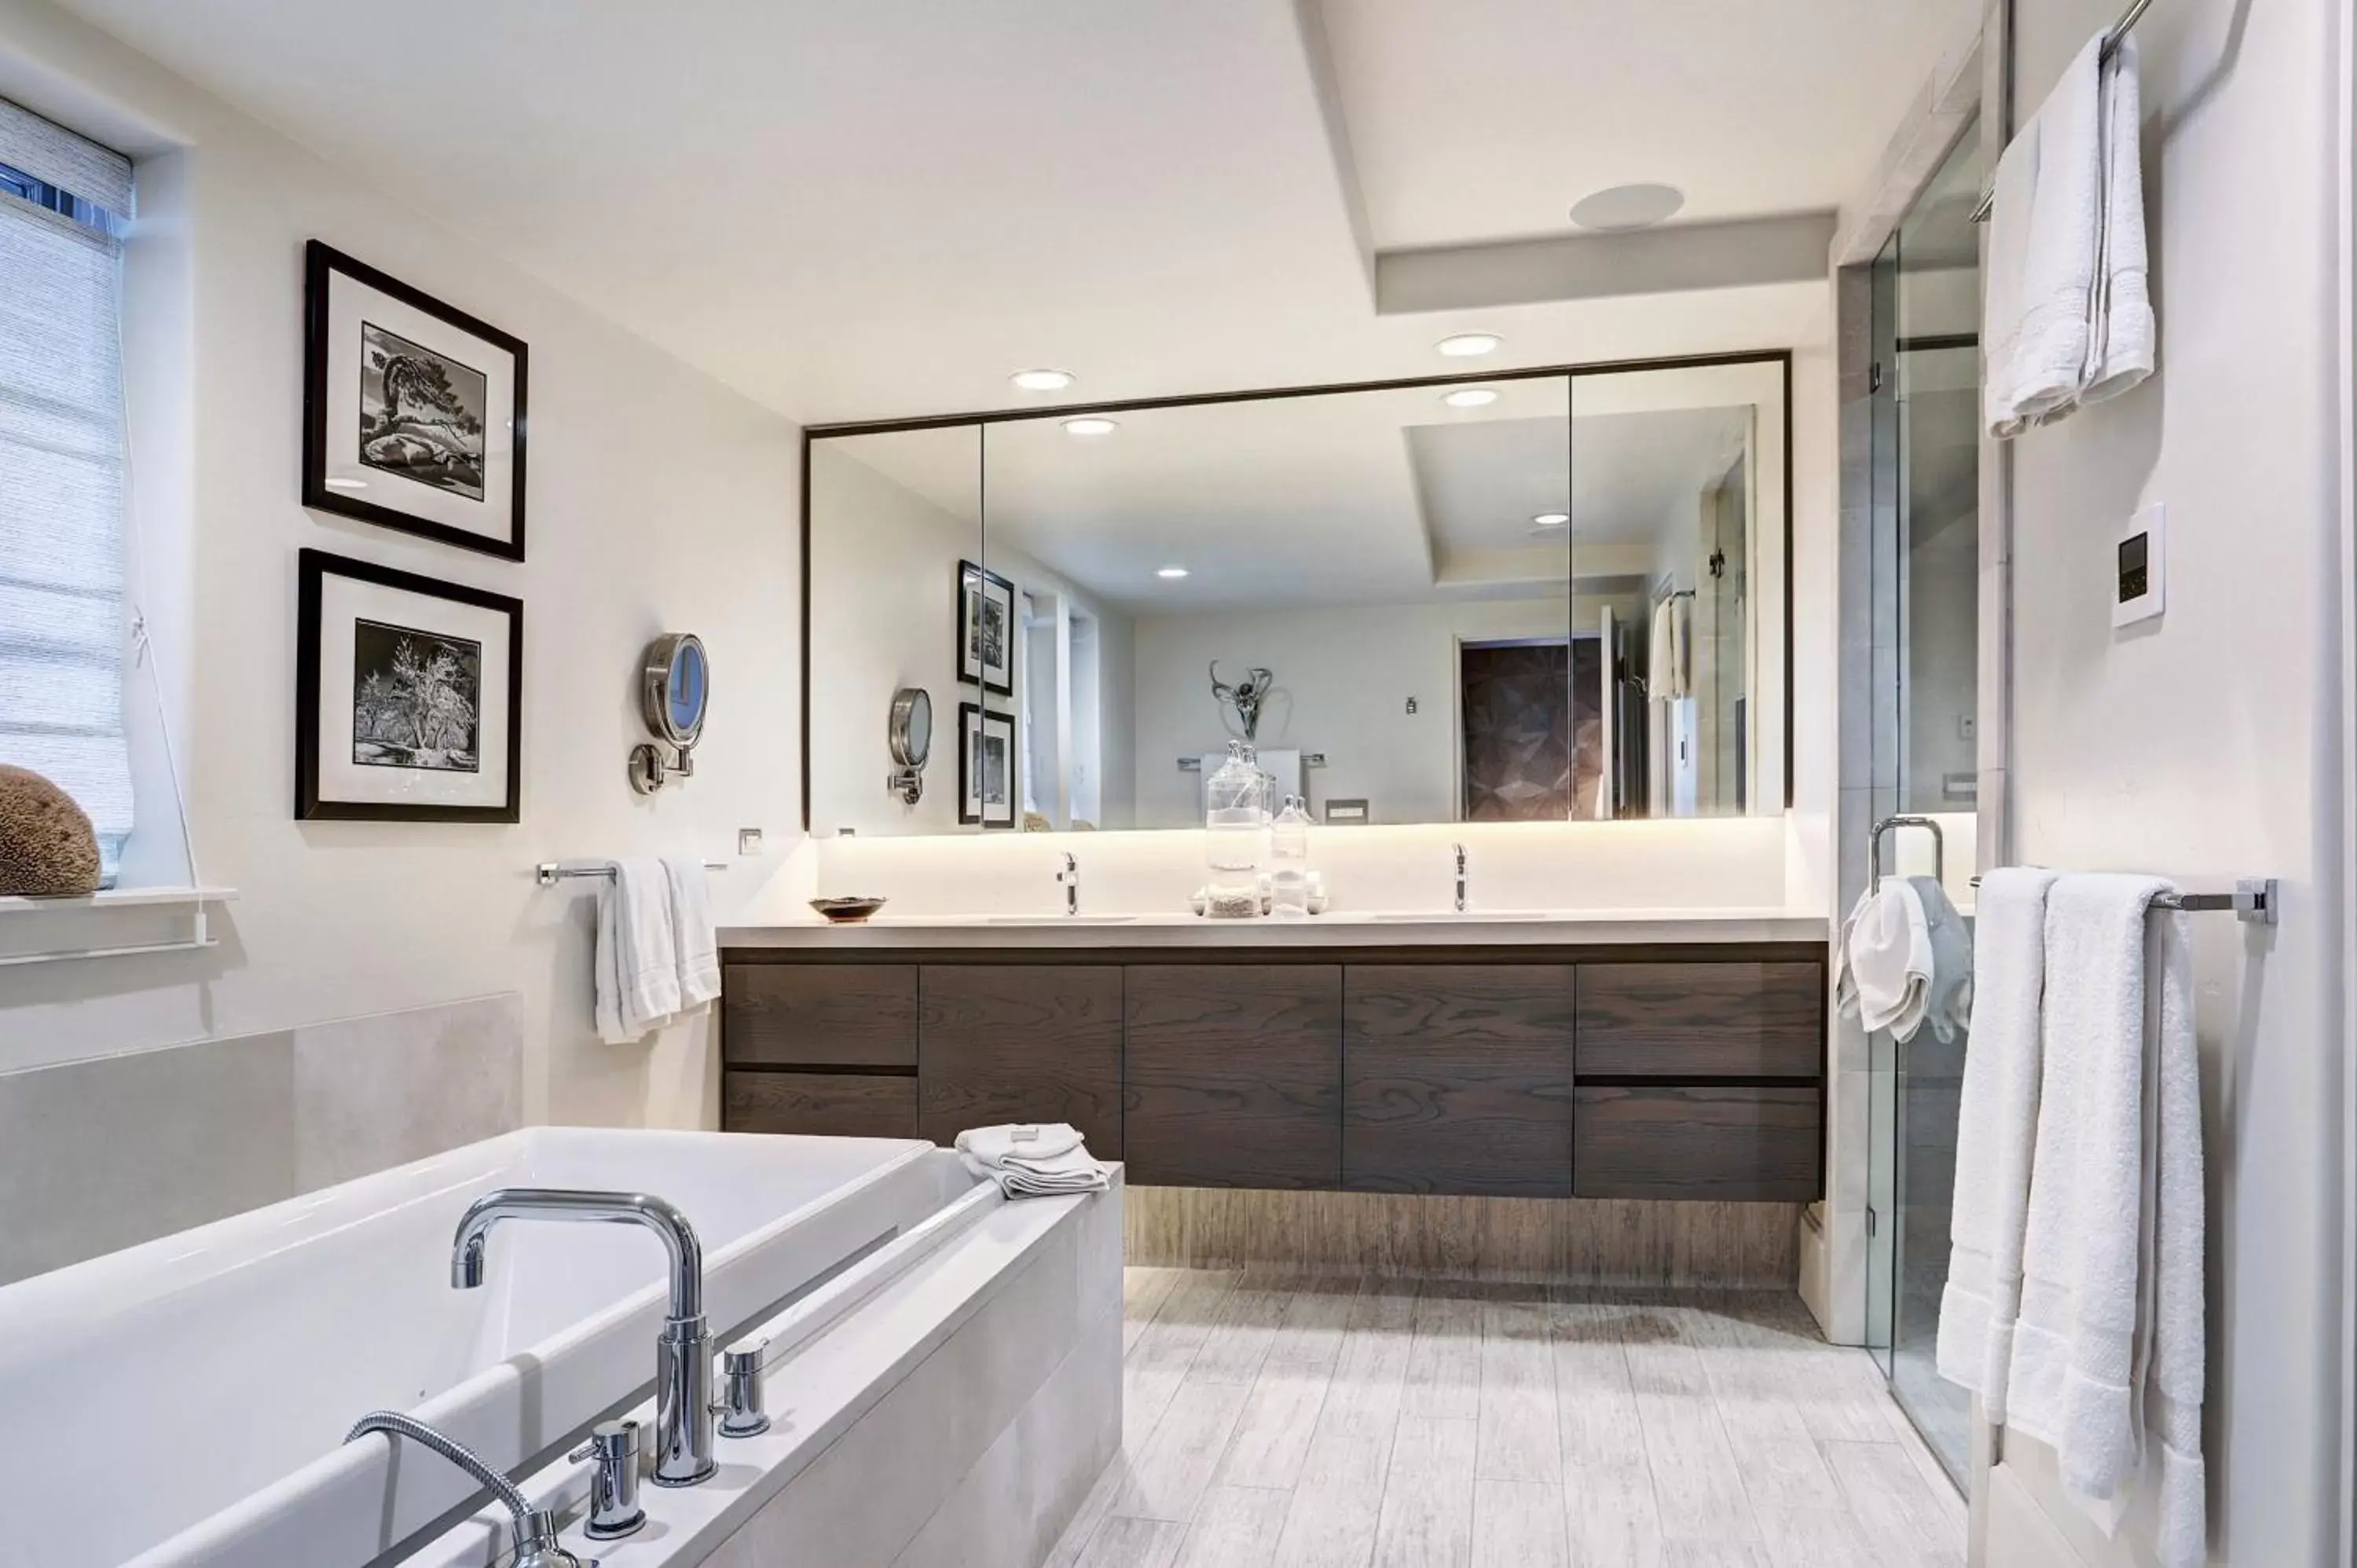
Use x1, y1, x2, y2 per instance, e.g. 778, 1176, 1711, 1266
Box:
918, 965, 1124, 1158
1575, 962, 1824, 1079
722, 963, 919, 1068
1573, 1085, 1820, 1200
724, 1070, 918, 1139
1125, 965, 1341, 1189
1343, 965, 1577, 1197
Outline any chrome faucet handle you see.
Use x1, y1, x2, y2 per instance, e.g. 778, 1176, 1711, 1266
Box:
566, 1419, 645, 1541
346, 1410, 588, 1568
1058, 852, 1080, 914
716, 1336, 772, 1438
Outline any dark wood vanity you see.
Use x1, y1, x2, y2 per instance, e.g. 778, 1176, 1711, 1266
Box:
718, 940, 1826, 1203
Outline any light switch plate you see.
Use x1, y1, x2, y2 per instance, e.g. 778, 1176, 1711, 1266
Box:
737, 827, 763, 855
2113, 504, 2165, 628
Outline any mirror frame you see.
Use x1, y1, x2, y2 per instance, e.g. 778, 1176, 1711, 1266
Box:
797, 349, 1794, 833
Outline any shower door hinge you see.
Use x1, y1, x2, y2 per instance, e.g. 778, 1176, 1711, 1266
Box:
1864, 1206, 1879, 1237
1869, 361, 1884, 394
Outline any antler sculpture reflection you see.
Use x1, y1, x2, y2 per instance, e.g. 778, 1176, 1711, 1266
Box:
1209, 661, 1275, 742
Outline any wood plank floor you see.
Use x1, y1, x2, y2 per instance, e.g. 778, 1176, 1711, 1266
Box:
1047, 1269, 1964, 1568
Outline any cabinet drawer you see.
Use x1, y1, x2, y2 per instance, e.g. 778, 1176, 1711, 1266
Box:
919, 965, 1124, 1158
1125, 965, 1341, 1189
722, 1070, 918, 1139
1343, 964, 1576, 1198
1573, 1085, 1820, 1201
1574, 962, 1824, 1079
722, 963, 918, 1068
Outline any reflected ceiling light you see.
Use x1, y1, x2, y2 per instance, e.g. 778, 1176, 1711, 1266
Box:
1435, 332, 1501, 357
1157, 566, 1189, 580
1569, 182, 1685, 231
1061, 416, 1118, 436
1010, 368, 1074, 391
1532, 511, 1570, 527
1441, 387, 1498, 408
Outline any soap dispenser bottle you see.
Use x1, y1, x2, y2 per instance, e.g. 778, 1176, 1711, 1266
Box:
1270, 795, 1311, 919
1204, 741, 1265, 918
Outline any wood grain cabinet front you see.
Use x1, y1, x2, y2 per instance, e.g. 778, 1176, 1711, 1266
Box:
1124, 964, 1343, 1189
1574, 962, 1824, 1079
722, 1070, 918, 1139
720, 962, 918, 1068
1342, 964, 1578, 1198
1572, 1084, 1820, 1200
918, 965, 1125, 1158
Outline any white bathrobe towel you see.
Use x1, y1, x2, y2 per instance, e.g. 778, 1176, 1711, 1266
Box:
664, 855, 721, 1009
2006, 874, 2205, 1566
955, 1123, 1112, 1198
1937, 866, 2058, 1420
595, 857, 680, 1045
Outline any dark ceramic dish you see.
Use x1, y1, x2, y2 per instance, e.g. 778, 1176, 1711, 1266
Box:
810, 897, 888, 924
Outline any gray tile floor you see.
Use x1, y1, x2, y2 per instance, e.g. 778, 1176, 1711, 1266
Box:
1044, 1269, 1966, 1568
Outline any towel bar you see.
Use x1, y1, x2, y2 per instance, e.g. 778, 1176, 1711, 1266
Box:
1966, 873, 2278, 925
1967, 0, 2159, 223
535, 860, 727, 888
1869, 815, 1945, 888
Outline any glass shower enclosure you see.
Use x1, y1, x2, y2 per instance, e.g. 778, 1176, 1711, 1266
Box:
1863, 121, 1984, 1488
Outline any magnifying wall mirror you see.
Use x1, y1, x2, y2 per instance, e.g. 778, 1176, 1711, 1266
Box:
887, 686, 933, 804
630, 632, 709, 793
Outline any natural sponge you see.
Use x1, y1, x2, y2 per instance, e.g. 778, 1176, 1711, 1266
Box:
0, 764, 102, 896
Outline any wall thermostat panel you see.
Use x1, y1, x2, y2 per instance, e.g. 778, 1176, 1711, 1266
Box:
2113, 504, 2165, 628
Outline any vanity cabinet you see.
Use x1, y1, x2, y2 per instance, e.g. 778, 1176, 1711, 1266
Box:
1342, 965, 1578, 1197
719, 941, 1825, 1202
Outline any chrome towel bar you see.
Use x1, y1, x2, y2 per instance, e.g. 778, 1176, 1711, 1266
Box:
536, 860, 726, 887
1966, 873, 2278, 925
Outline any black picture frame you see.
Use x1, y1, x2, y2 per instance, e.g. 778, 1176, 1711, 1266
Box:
957, 559, 1015, 696
302, 240, 530, 561
957, 700, 1016, 829
296, 548, 524, 822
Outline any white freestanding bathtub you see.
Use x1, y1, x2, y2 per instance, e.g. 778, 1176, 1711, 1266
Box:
0, 1128, 982, 1568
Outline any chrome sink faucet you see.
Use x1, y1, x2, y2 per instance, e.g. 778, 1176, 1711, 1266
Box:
1453, 842, 1468, 914
453, 1188, 715, 1488
1058, 851, 1079, 915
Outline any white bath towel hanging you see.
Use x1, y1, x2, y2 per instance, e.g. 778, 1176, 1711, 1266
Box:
2080, 36, 2154, 405
1937, 866, 2059, 1419
594, 857, 680, 1044
2005, 874, 2205, 1566
664, 855, 720, 1009
1835, 877, 1932, 1040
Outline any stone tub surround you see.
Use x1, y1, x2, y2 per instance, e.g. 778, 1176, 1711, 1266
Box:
404, 1175, 1124, 1568
761, 815, 1814, 924
0, 992, 522, 1286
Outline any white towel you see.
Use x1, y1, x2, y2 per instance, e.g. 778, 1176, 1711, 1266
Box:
1835, 879, 1933, 1040
1937, 866, 2058, 1419
954, 1123, 1111, 1199
1985, 33, 2152, 436
664, 855, 720, 1008
2007, 874, 2205, 1565
594, 857, 680, 1045
1909, 874, 1976, 1045
2081, 37, 2154, 405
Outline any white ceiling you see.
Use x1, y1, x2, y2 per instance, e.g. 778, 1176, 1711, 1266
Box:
53, 0, 1970, 422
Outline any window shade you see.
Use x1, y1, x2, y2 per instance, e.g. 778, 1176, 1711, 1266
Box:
0, 178, 132, 878
0, 98, 132, 217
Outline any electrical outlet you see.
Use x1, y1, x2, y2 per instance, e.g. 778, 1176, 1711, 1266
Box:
1957, 714, 1976, 742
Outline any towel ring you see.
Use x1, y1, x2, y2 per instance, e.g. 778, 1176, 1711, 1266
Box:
1869, 815, 1945, 888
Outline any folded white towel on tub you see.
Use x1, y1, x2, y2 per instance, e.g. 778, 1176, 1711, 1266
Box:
955, 1123, 1111, 1198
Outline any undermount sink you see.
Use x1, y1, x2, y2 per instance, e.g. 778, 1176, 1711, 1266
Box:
981, 914, 1138, 925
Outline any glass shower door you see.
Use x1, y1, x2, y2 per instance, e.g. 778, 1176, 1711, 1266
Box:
1864, 120, 1983, 1488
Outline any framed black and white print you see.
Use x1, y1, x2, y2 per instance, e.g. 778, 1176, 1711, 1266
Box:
302, 240, 529, 560
297, 548, 523, 822
957, 559, 1015, 695
957, 702, 1016, 829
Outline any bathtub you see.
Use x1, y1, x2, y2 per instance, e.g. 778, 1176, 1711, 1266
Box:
0, 1127, 969, 1568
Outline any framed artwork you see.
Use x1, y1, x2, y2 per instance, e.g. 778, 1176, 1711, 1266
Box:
302, 240, 529, 560
296, 548, 522, 822
957, 559, 1015, 695
958, 701, 1016, 829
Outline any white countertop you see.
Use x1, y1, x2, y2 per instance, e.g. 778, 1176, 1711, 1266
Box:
720, 907, 1828, 949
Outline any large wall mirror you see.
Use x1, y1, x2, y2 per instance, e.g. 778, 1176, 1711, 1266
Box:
803, 353, 1787, 836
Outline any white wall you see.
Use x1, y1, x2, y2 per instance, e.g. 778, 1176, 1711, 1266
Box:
1986, 0, 2348, 1562
0, 0, 802, 1130
1130, 597, 1571, 827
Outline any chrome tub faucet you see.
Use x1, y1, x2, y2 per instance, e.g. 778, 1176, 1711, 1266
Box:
1058, 851, 1079, 915
345, 1409, 585, 1568
1453, 842, 1468, 913
452, 1188, 715, 1488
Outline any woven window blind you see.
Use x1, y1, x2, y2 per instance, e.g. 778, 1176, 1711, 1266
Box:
0, 101, 133, 878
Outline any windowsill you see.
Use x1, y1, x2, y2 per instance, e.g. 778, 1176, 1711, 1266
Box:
0, 885, 236, 966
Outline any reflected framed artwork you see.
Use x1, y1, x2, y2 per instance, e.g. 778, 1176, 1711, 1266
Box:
958, 701, 1015, 828
957, 559, 1015, 695
296, 548, 522, 821
302, 240, 529, 560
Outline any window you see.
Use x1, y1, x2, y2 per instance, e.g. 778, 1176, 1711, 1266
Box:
0, 100, 134, 881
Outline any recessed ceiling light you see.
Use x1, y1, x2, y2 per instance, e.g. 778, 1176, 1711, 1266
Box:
1061, 416, 1118, 437
1435, 332, 1501, 357
1532, 511, 1570, 527
1441, 387, 1498, 408
1157, 566, 1189, 580
324, 477, 368, 490
1010, 368, 1074, 392
1569, 182, 1686, 231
